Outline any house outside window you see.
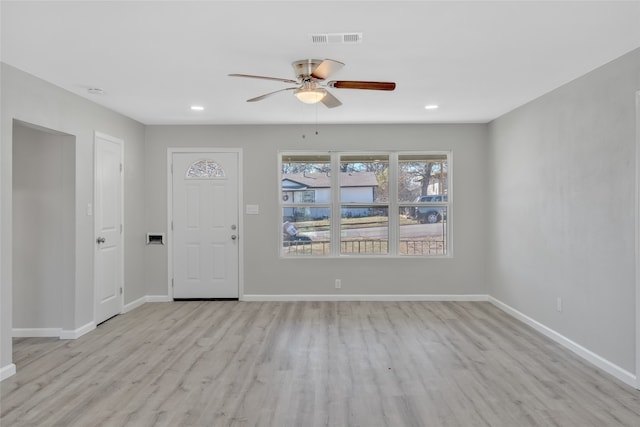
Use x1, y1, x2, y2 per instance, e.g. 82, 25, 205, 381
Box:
280, 151, 450, 257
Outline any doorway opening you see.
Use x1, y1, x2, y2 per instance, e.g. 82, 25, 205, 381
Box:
12, 120, 76, 339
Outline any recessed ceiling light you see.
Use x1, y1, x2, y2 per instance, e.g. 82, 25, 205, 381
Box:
190, 105, 204, 111
87, 87, 104, 95
424, 104, 439, 110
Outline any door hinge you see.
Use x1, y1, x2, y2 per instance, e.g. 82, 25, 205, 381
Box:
171, 278, 174, 288
120, 224, 123, 234
171, 221, 174, 231
120, 287, 123, 295
120, 163, 123, 173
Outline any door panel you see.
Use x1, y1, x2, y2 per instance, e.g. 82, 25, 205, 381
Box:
172, 152, 239, 298
95, 134, 123, 323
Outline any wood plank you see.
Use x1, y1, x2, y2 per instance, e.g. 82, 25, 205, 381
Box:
2, 301, 639, 426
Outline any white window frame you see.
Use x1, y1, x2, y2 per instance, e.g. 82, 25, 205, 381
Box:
278, 150, 452, 258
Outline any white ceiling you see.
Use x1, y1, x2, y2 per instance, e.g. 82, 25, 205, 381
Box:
2, 1, 639, 125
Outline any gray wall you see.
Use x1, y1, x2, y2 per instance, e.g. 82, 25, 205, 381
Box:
1, 64, 146, 370
488, 48, 640, 373
12, 124, 75, 329
144, 124, 489, 297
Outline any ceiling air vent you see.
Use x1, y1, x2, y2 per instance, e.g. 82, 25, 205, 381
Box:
310, 32, 363, 45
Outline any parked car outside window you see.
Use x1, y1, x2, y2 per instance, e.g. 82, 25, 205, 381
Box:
412, 195, 448, 224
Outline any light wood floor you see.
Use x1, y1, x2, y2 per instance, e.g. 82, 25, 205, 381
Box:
2, 301, 639, 426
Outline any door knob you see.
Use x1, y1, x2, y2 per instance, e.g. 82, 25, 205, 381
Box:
96, 237, 106, 244
231, 235, 237, 240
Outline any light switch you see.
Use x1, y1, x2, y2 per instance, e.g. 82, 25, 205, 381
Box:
87, 203, 93, 216
246, 204, 259, 215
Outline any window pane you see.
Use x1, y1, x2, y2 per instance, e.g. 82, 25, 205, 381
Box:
282, 155, 331, 204
398, 206, 447, 255
282, 208, 330, 256
186, 159, 225, 179
340, 155, 389, 203
398, 154, 448, 203
340, 207, 388, 255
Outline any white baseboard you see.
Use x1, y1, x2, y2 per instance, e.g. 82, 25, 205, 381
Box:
242, 294, 490, 302
123, 296, 147, 313
13, 323, 96, 340
0, 364, 16, 381
489, 296, 637, 389
13, 328, 62, 338
60, 321, 96, 340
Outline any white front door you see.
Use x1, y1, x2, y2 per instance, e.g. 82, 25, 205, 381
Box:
94, 133, 123, 324
172, 152, 239, 298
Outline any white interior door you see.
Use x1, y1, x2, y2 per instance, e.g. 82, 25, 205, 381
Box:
172, 152, 239, 298
95, 133, 123, 324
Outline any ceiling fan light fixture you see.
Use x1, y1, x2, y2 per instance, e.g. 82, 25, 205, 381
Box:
294, 87, 327, 104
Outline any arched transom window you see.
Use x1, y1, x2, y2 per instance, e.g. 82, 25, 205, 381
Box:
186, 159, 226, 179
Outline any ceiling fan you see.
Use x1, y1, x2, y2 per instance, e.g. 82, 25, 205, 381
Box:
229, 59, 396, 108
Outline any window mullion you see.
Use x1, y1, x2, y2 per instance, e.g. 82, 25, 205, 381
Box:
388, 152, 398, 255
330, 152, 341, 257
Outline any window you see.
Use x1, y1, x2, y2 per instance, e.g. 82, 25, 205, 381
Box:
280, 152, 450, 257
281, 154, 332, 256
186, 159, 225, 179
398, 154, 449, 255
340, 154, 389, 255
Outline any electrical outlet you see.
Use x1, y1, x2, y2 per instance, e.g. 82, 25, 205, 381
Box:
335, 279, 341, 289
556, 297, 563, 312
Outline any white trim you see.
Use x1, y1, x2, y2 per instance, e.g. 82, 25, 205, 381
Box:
0, 364, 17, 381
489, 296, 637, 389
60, 321, 96, 340
122, 296, 147, 313
12, 321, 98, 340
13, 328, 61, 338
242, 294, 489, 302
167, 148, 244, 300
636, 90, 640, 389
94, 131, 125, 324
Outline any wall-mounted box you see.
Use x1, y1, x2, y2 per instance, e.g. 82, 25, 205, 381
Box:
146, 233, 165, 245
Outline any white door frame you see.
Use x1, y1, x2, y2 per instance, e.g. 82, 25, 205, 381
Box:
167, 148, 244, 299
94, 131, 124, 322
635, 90, 640, 389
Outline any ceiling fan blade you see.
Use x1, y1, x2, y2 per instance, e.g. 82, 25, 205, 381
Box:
310, 59, 345, 80
229, 73, 298, 84
328, 80, 396, 91
246, 87, 297, 102
320, 90, 342, 108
